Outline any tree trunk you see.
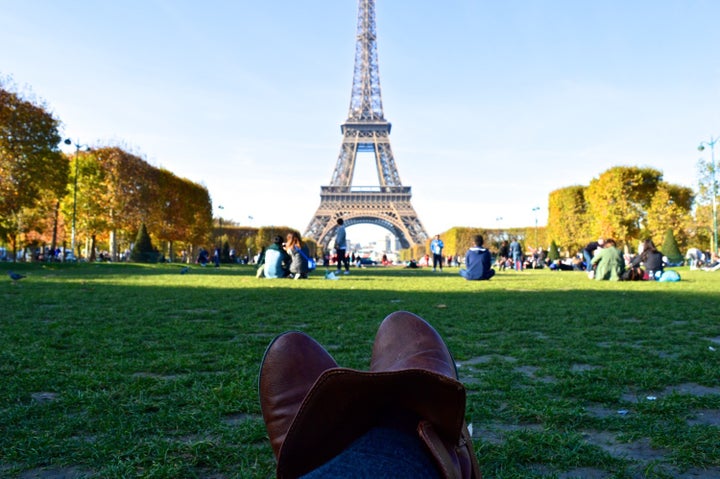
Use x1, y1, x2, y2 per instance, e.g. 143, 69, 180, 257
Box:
50, 199, 60, 258
89, 235, 97, 262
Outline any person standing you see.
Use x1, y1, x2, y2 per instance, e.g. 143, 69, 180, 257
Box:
335, 218, 350, 275
459, 235, 496, 281
430, 234, 444, 272
212, 247, 221, 268
509, 238, 523, 271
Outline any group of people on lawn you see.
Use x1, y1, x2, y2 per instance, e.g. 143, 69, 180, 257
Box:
255, 232, 311, 280
254, 216, 709, 283
254, 222, 497, 282
584, 237, 668, 281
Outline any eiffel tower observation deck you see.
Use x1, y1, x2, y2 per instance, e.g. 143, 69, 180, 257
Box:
304, 0, 428, 250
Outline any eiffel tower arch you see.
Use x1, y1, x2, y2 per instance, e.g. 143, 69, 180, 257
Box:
304, 0, 428, 250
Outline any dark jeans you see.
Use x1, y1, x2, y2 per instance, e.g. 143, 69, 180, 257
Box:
432, 254, 443, 270
300, 427, 441, 479
336, 248, 349, 272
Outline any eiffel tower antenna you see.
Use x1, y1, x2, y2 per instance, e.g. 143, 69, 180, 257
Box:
304, 0, 428, 249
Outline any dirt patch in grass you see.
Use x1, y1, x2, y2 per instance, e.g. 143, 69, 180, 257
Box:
585, 404, 630, 419
471, 421, 543, 443
515, 365, 540, 376
687, 409, 720, 427
628, 383, 720, 402
663, 383, 720, 397
222, 412, 261, 426
18, 466, 94, 478
177, 433, 219, 445
571, 363, 600, 372
514, 365, 557, 383
582, 431, 669, 462
30, 392, 58, 403
457, 355, 518, 383
674, 466, 720, 478
557, 467, 611, 478
461, 355, 518, 366
621, 390, 663, 404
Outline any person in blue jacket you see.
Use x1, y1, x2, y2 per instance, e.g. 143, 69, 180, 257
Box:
459, 235, 495, 281
430, 234, 444, 271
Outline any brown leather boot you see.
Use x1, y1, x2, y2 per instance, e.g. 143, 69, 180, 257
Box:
371, 311, 482, 479
264, 313, 480, 479
258, 331, 338, 461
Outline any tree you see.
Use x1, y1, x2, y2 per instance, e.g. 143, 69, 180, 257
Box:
0, 82, 66, 259
661, 229, 683, 265
130, 223, 155, 263
644, 183, 693, 251
546, 185, 589, 255
585, 166, 662, 247
60, 150, 112, 260
548, 240, 560, 261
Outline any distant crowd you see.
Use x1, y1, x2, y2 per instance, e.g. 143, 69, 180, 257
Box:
7, 223, 719, 283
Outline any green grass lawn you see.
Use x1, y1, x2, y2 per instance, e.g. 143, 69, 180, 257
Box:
1, 262, 719, 478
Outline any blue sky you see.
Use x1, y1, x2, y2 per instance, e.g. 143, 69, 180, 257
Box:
3, 1, 720, 245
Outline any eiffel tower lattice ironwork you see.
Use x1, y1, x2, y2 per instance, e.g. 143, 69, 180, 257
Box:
304, 0, 428, 250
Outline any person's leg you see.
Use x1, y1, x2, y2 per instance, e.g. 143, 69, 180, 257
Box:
259, 332, 338, 461
583, 250, 592, 271
336, 249, 345, 273
369, 311, 481, 479
300, 427, 441, 479
259, 312, 481, 479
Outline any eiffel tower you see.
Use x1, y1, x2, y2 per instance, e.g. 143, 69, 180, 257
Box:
304, 0, 428, 250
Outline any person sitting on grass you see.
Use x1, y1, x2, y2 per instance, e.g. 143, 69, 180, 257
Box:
590, 238, 625, 281
256, 236, 291, 279
459, 235, 495, 281
702, 252, 720, 271
628, 238, 664, 280
285, 232, 310, 280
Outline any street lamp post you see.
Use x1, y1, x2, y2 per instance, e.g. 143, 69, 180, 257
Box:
698, 137, 718, 256
532, 207, 540, 249
217, 205, 224, 242
64, 138, 90, 256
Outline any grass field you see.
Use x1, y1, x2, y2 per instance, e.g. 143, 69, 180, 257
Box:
1, 262, 719, 479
